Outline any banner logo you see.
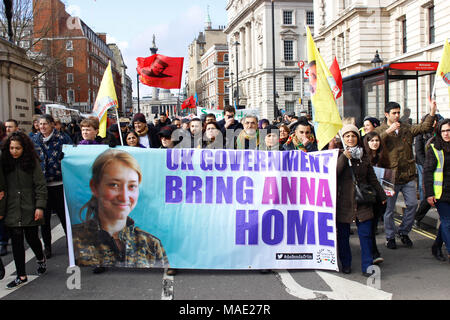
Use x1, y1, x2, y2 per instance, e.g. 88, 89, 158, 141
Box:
276, 253, 313, 260
316, 249, 336, 265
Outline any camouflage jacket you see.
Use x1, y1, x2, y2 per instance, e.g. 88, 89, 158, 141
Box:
71, 216, 169, 268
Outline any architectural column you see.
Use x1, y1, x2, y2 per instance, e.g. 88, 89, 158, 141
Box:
246, 22, 252, 72
239, 28, 245, 73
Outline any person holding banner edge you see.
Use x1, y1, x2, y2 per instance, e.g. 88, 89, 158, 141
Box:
32, 114, 71, 259
336, 124, 386, 276
71, 149, 169, 270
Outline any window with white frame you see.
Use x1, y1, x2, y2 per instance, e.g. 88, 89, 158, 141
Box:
66, 40, 73, 50
283, 11, 293, 25
67, 89, 75, 103
284, 40, 294, 61
67, 73, 74, 83
285, 101, 295, 113
66, 57, 74, 67
285, 77, 294, 92
306, 11, 314, 25
428, 5, 435, 44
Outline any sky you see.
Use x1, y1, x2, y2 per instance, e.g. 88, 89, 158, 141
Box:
64, 0, 228, 97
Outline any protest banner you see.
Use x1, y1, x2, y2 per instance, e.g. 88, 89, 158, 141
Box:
372, 167, 395, 197
62, 146, 339, 271
197, 107, 259, 122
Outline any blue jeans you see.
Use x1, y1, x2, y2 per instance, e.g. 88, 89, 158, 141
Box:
436, 201, 450, 254
416, 164, 424, 201
337, 220, 373, 273
384, 180, 418, 240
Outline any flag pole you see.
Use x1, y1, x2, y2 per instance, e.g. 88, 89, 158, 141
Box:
115, 107, 124, 146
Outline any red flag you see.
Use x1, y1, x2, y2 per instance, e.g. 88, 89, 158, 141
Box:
137, 54, 184, 89
181, 96, 196, 110
329, 57, 343, 99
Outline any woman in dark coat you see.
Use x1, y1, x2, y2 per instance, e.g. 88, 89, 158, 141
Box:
0, 132, 48, 289
336, 125, 386, 276
363, 131, 391, 265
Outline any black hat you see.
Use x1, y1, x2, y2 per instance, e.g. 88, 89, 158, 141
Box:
158, 125, 175, 138
363, 116, 380, 128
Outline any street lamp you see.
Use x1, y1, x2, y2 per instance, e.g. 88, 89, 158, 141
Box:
371, 50, 383, 119
136, 72, 140, 113
233, 41, 240, 108
371, 50, 383, 68
77, 85, 81, 111
230, 72, 234, 105
272, 0, 278, 119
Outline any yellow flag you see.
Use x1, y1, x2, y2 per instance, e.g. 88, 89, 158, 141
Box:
436, 38, 450, 105
92, 61, 119, 138
306, 27, 342, 151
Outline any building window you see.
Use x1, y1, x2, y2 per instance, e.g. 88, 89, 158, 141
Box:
283, 11, 293, 25
224, 53, 229, 62
285, 101, 295, 113
284, 40, 294, 61
66, 40, 73, 50
285, 77, 294, 92
306, 11, 314, 25
67, 89, 75, 103
67, 57, 74, 68
402, 19, 407, 53
429, 6, 435, 44
225, 68, 229, 77
67, 73, 74, 83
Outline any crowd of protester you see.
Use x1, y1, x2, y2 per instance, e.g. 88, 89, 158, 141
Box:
0, 99, 449, 287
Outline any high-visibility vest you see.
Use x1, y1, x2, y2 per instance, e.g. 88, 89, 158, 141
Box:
430, 144, 444, 200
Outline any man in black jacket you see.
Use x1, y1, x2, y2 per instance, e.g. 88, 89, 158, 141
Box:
217, 106, 243, 149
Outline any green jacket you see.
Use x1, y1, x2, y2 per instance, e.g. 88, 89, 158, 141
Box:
374, 115, 434, 185
0, 159, 47, 228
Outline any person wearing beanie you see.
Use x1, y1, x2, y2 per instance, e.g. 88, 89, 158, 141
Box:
336, 124, 386, 276
132, 113, 154, 148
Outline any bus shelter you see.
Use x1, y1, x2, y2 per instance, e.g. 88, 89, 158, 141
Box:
342, 62, 438, 127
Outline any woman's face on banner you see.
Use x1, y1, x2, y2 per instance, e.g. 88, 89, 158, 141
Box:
91, 161, 140, 221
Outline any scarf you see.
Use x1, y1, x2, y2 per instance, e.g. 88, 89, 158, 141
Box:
285, 133, 310, 152
136, 126, 149, 137
43, 130, 54, 143
236, 130, 259, 149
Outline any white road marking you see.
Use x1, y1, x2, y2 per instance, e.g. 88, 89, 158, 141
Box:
275, 269, 392, 300
0, 224, 65, 298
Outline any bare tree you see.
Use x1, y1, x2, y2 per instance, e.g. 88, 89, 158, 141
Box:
1, 0, 70, 103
